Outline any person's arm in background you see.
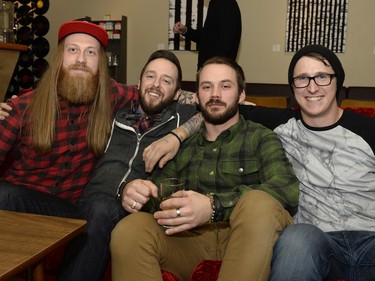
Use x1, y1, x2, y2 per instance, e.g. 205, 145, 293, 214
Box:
173, 21, 201, 43
173, 22, 187, 35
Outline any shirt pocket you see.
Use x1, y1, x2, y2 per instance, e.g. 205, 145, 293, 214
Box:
221, 159, 260, 185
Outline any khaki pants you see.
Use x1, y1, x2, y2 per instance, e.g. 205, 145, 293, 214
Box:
110, 190, 294, 281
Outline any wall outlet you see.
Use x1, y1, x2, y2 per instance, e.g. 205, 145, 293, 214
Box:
272, 44, 281, 52
157, 43, 165, 50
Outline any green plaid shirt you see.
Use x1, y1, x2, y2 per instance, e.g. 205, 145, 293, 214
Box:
148, 116, 299, 220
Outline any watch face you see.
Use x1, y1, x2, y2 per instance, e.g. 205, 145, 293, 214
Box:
16, 26, 33, 46
18, 48, 34, 68
32, 36, 50, 58
32, 58, 49, 78
32, 15, 49, 36
32, 0, 50, 15
17, 68, 35, 89
17, 4, 33, 26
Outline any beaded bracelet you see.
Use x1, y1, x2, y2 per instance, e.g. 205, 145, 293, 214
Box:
206, 193, 216, 223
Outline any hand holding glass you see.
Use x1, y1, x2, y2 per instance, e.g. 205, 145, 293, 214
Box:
159, 178, 185, 203
159, 178, 185, 228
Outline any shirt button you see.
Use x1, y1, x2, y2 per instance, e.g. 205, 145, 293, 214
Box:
209, 171, 214, 176
239, 168, 244, 173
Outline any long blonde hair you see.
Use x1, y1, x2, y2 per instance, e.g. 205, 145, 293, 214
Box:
25, 40, 113, 156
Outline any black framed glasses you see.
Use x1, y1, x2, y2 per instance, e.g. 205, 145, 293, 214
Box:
293, 74, 336, 88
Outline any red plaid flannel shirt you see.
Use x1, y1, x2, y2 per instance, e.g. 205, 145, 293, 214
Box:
0, 80, 138, 202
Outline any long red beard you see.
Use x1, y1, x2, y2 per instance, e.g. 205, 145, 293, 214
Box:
58, 64, 99, 104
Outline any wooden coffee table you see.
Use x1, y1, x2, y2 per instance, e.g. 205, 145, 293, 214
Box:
0, 210, 86, 281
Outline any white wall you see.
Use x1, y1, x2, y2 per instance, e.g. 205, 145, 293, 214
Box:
46, 0, 375, 87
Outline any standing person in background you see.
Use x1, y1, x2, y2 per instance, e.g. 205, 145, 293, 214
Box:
173, 0, 242, 70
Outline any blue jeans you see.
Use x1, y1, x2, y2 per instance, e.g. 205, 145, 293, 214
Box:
58, 192, 128, 281
0, 183, 128, 281
269, 224, 375, 281
0, 182, 79, 217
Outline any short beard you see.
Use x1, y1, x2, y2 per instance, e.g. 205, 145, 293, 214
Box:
200, 97, 239, 125
139, 86, 176, 115
58, 64, 99, 105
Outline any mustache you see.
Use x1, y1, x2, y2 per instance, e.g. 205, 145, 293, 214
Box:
68, 63, 90, 72
145, 86, 162, 95
206, 98, 227, 107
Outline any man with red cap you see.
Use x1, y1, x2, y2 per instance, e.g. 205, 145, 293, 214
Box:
0, 20, 138, 279
0, 20, 136, 203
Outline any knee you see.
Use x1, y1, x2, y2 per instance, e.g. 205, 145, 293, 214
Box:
276, 224, 326, 252
111, 212, 156, 243
0, 183, 21, 207
235, 190, 286, 218
79, 194, 108, 218
230, 190, 293, 234
79, 192, 126, 222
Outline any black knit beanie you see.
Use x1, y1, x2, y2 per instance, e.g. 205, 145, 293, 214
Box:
288, 44, 345, 99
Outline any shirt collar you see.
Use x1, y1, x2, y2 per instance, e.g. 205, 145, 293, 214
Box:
198, 115, 245, 145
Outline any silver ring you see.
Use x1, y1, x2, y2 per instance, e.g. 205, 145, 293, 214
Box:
176, 208, 181, 217
131, 201, 137, 209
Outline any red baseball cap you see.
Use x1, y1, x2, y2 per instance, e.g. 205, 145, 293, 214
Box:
58, 20, 108, 47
